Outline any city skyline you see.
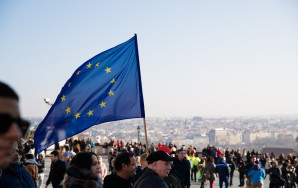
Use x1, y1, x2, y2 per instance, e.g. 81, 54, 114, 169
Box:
1, 1, 298, 118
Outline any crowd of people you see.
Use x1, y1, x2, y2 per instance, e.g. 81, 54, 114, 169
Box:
0, 81, 298, 188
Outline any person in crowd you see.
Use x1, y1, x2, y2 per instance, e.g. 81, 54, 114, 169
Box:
62, 152, 102, 188
0, 145, 36, 187
227, 156, 236, 186
247, 161, 266, 188
36, 153, 45, 188
135, 156, 142, 175
205, 156, 217, 188
133, 150, 174, 188
216, 157, 230, 188
190, 151, 200, 182
238, 158, 245, 187
24, 153, 39, 186
98, 155, 107, 183
245, 155, 257, 187
197, 158, 206, 188
104, 152, 136, 188
267, 160, 282, 188
46, 150, 67, 188
172, 149, 191, 188
0, 82, 27, 175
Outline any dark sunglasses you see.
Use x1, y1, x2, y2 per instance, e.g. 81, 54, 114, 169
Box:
0, 113, 30, 136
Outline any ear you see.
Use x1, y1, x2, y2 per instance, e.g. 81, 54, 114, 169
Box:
122, 163, 127, 170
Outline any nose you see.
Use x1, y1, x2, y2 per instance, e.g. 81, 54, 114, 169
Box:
4, 123, 22, 141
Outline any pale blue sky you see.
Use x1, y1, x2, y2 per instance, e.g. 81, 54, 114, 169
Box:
1, 1, 298, 118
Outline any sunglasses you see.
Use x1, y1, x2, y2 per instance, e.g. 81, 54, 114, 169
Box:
0, 113, 30, 136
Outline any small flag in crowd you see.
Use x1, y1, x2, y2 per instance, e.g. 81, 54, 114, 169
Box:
35, 35, 145, 153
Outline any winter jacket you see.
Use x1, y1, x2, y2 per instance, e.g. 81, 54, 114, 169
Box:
36, 158, 45, 174
205, 162, 217, 181
267, 167, 281, 184
172, 157, 191, 187
0, 163, 36, 188
133, 168, 169, 188
46, 159, 67, 187
215, 159, 230, 179
104, 173, 133, 188
25, 158, 38, 185
62, 165, 102, 188
248, 165, 266, 183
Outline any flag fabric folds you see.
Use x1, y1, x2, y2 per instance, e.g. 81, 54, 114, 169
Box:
34, 35, 145, 153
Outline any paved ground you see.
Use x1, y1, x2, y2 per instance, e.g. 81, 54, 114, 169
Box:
42, 155, 270, 188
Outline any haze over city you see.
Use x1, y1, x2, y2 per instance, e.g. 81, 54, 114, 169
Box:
1, 1, 298, 118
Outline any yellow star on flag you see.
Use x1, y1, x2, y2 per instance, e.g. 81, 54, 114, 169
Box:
95, 62, 100, 67
75, 113, 81, 119
76, 71, 81, 76
65, 107, 71, 114
104, 67, 111, 74
86, 62, 92, 69
108, 90, 114, 96
87, 110, 94, 116
61, 95, 66, 102
68, 82, 71, 87
110, 78, 115, 84
99, 101, 106, 108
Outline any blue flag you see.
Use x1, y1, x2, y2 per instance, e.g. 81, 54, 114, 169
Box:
34, 35, 145, 153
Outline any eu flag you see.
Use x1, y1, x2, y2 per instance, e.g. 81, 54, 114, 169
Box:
34, 35, 145, 153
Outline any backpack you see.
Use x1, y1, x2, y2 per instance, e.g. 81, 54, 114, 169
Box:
205, 170, 211, 180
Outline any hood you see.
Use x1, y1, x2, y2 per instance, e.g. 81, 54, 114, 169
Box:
218, 158, 226, 164
26, 158, 37, 164
251, 165, 260, 170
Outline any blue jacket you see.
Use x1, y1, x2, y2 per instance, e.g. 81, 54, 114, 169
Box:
248, 165, 266, 183
0, 163, 36, 188
215, 159, 230, 179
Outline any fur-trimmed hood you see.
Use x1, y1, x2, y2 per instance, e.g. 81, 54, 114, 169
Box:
62, 165, 102, 188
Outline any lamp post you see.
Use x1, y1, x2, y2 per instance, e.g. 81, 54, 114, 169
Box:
137, 126, 140, 143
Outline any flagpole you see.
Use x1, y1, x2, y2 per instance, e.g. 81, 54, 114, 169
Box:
143, 118, 149, 155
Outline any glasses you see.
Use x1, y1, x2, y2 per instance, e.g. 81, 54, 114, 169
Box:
0, 113, 29, 136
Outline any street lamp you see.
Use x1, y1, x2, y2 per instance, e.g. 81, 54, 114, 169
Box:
137, 126, 140, 143
44, 98, 53, 106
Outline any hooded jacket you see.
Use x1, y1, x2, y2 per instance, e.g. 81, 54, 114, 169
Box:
25, 158, 38, 184
248, 165, 266, 183
62, 165, 102, 188
0, 163, 36, 188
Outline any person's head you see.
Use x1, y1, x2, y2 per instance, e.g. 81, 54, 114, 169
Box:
97, 155, 102, 165
114, 152, 136, 179
69, 152, 100, 178
147, 151, 174, 178
177, 149, 186, 161
251, 155, 256, 164
207, 156, 215, 164
271, 160, 277, 167
38, 154, 44, 160
136, 156, 141, 165
50, 150, 59, 163
25, 153, 34, 162
0, 82, 28, 169
140, 153, 148, 169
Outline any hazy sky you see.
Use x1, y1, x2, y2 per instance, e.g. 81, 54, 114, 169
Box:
1, 1, 297, 118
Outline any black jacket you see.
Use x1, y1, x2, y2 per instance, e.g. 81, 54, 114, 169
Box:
172, 157, 191, 187
104, 173, 133, 188
62, 165, 102, 188
133, 168, 169, 188
46, 159, 67, 186
36, 158, 45, 174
